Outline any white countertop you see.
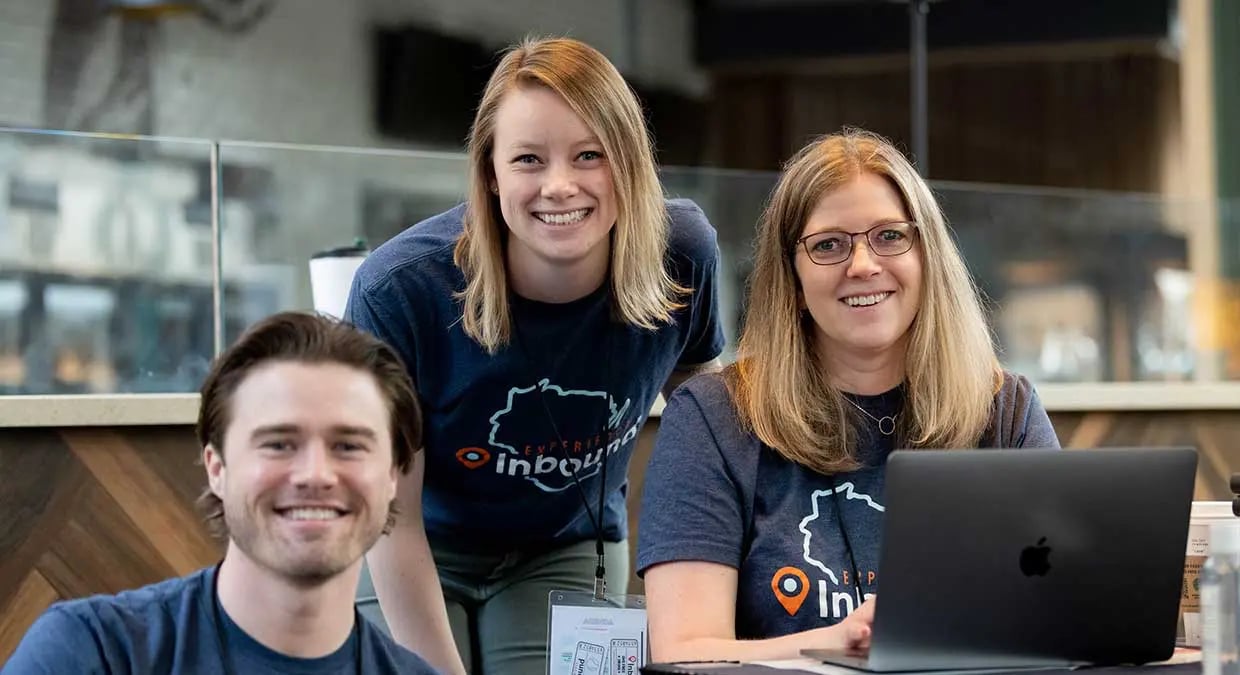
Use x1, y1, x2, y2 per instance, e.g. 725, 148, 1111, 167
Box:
0, 394, 200, 427
2, 383, 1240, 428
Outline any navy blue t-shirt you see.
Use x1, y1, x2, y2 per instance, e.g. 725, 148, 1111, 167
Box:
345, 199, 724, 551
636, 370, 1059, 640
1, 567, 439, 674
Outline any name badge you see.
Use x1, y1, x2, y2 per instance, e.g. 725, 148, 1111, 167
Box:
547, 591, 647, 675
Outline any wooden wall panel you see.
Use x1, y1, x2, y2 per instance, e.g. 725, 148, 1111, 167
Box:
1049, 410, 1240, 501
0, 426, 222, 663
0, 571, 56, 664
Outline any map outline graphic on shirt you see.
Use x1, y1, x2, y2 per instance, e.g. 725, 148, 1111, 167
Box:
488, 378, 633, 493
797, 482, 886, 583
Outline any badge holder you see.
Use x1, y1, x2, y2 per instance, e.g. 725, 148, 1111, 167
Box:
547, 590, 647, 675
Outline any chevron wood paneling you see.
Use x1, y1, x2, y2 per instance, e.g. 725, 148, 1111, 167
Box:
0, 426, 222, 663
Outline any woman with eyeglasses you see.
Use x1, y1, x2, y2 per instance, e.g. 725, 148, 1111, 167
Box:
635, 129, 1059, 661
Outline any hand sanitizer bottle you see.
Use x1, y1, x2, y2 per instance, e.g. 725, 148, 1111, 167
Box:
1202, 520, 1240, 675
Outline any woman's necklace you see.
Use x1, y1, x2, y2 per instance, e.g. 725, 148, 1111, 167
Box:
845, 397, 897, 436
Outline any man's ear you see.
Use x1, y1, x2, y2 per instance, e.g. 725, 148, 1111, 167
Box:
387, 464, 400, 503
204, 444, 226, 498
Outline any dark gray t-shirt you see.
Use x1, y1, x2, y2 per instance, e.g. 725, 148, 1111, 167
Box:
1, 567, 439, 674
635, 370, 1059, 639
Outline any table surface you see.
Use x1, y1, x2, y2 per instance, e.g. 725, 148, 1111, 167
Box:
641, 656, 1203, 675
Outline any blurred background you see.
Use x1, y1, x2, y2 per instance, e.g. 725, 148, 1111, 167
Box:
0, 0, 1238, 394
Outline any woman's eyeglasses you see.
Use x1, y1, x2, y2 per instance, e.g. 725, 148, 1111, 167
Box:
794, 221, 918, 266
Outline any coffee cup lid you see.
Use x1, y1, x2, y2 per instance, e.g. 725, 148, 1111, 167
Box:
312, 237, 369, 260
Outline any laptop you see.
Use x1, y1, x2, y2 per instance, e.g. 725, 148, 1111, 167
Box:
802, 447, 1197, 672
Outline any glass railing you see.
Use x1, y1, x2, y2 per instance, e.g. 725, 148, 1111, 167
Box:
2, 127, 1237, 394
932, 181, 1212, 384
215, 140, 468, 347
0, 129, 216, 394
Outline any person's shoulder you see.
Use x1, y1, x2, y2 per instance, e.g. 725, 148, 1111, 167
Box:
987, 369, 1059, 448
8, 570, 210, 669
989, 369, 1037, 423
3, 602, 101, 672
19, 601, 96, 643
664, 198, 719, 263
655, 368, 764, 487
673, 368, 731, 406
994, 369, 1038, 405
61, 568, 209, 625
354, 203, 465, 295
663, 370, 745, 438
359, 619, 442, 674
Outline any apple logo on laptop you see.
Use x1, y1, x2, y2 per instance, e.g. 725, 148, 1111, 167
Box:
1020, 537, 1052, 576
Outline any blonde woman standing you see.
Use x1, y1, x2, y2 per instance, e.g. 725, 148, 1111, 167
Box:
345, 37, 724, 675
637, 130, 1058, 661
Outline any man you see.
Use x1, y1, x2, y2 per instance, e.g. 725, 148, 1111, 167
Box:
3, 312, 440, 674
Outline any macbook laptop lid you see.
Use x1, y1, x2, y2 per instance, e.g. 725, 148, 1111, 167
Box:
804, 447, 1197, 672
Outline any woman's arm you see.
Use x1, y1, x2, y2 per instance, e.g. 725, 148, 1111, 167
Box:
365, 452, 467, 675
645, 560, 874, 662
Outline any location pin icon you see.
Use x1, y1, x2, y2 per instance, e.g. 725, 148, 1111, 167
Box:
771, 566, 810, 616
456, 447, 491, 470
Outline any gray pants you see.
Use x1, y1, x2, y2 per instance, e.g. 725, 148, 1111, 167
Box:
357, 538, 630, 675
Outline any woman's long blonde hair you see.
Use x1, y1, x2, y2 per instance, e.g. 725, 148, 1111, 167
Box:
729, 129, 1001, 474
455, 36, 685, 352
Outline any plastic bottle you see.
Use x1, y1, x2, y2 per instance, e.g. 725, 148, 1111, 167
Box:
1201, 520, 1240, 675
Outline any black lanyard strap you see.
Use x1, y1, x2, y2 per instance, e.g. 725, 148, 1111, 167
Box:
511, 293, 615, 599
829, 476, 870, 607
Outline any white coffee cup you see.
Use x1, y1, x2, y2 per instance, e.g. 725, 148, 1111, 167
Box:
1180, 500, 1236, 646
309, 240, 369, 320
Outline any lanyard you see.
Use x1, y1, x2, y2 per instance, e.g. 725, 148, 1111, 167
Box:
831, 389, 902, 606
829, 476, 871, 607
210, 562, 364, 674
510, 291, 615, 599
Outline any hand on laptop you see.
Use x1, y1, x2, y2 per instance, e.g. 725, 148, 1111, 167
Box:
801, 595, 876, 655
837, 596, 876, 651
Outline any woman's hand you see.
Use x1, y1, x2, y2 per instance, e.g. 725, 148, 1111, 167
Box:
838, 596, 876, 650
809, 596, 876, 652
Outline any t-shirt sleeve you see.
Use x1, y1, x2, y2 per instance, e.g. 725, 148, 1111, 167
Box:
1016, 377, 1061, 449
343, 273, 421, 383
669, 201, 726, 367
636, 381, 747, 575
1, 606, 106, 674
991, 372, 1062, 449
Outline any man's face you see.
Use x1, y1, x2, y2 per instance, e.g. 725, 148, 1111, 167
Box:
203, 361, 398, 584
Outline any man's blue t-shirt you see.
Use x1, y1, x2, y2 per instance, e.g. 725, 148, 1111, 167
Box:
636, 370, 1060, 640
345, 199, 724, 552
1, 567, 439, 674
